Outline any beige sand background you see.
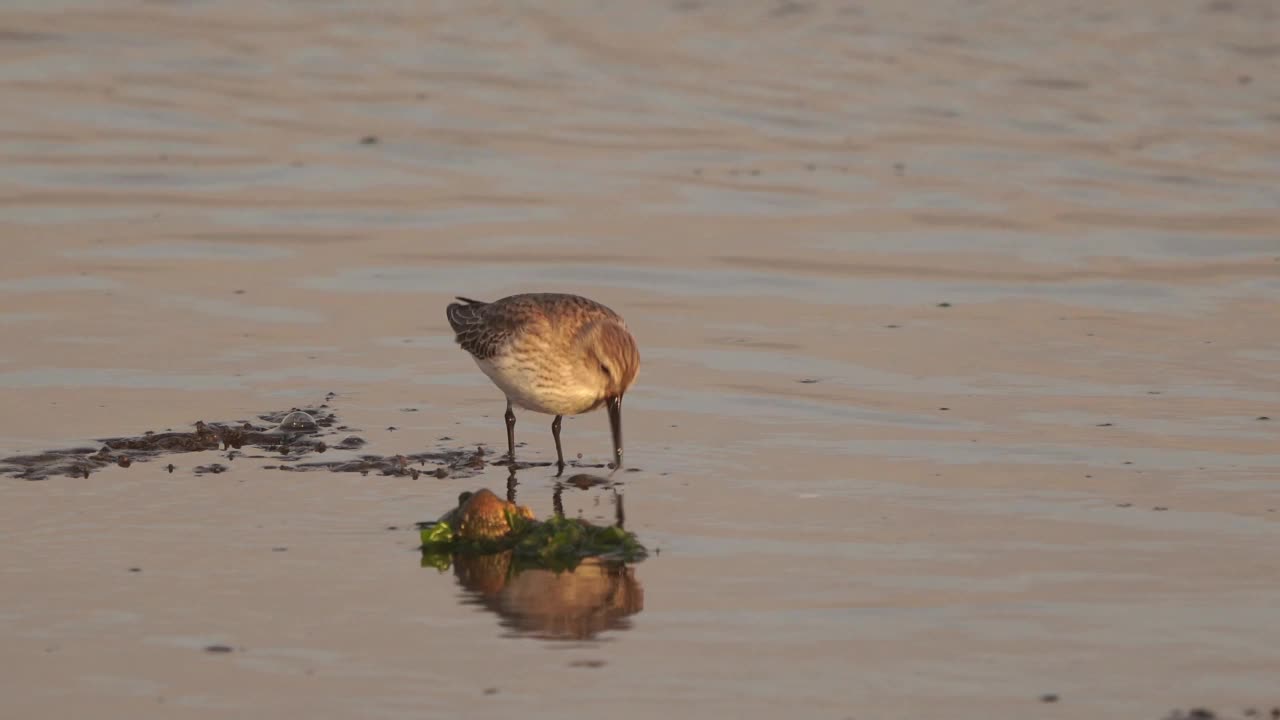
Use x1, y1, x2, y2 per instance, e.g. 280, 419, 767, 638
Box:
2, 0, 1279, 718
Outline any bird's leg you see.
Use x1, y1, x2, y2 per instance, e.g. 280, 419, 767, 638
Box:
504, 400, 517, 465
551, 414, 565, 476
506, 466, 518, 504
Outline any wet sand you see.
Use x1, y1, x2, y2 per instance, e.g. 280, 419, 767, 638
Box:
2, 0, 1279, 718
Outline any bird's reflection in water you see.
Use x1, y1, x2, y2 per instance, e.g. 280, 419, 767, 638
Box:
506, 468, 620, 522
453, 552, 644, 641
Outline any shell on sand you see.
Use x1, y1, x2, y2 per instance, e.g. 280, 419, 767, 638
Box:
442, 488, 535, 541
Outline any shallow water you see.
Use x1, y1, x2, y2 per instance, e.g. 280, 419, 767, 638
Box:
2, 0, 1279, 718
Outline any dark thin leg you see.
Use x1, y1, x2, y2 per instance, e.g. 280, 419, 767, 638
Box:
504, 400, 516, 464
552, 483, 565, 518
551, 414, 565, 475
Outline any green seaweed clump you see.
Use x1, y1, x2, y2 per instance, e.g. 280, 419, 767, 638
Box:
419, 489, 647, 573
510, 514, 647, 571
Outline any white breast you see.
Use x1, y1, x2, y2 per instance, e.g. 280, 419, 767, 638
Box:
474, 356, 599, 416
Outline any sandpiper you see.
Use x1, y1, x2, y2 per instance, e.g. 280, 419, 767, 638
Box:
446, 293, 640, 472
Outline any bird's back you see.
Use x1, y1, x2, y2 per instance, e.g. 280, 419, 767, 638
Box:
446, 293, 622, 360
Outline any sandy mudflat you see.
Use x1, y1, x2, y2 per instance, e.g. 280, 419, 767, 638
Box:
1, 1, 1278, 718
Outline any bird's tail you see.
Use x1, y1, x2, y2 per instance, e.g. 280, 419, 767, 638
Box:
446, 296, 486, 333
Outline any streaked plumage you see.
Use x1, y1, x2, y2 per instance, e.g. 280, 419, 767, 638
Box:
447, 293, 640, 471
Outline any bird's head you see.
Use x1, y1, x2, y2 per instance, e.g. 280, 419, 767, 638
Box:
578, 318, 640, 406
573, 316, 638, 470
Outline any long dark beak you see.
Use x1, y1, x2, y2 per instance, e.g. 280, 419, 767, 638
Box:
606, 395, 623, 470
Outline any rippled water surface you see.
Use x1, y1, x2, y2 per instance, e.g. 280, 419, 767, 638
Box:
1, 1, 1279, 718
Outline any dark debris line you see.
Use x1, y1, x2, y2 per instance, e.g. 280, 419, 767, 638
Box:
0, 405, 495, 481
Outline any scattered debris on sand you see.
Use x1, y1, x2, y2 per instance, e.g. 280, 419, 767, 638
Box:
1, 405, 497, 481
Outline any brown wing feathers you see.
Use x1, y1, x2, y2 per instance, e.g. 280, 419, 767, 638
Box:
446, 297, 511, 360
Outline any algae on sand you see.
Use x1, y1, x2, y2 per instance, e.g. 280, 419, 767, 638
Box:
419, 488, 647, 573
